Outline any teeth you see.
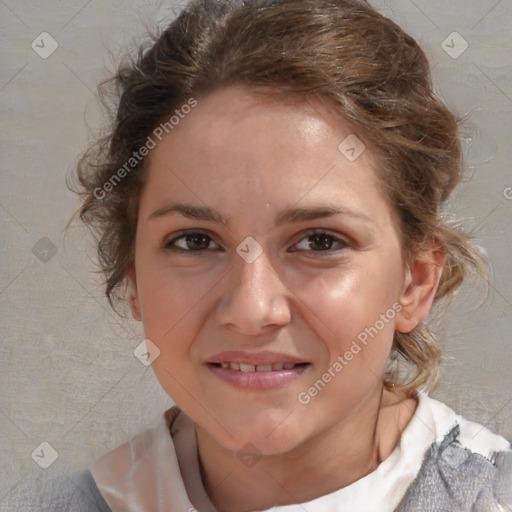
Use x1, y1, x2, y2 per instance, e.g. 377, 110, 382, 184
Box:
217, 362, 299, 372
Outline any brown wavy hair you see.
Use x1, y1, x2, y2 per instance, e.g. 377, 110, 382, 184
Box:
67, 0, 489, 395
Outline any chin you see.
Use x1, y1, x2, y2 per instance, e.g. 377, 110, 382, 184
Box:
215, 412, 307, 457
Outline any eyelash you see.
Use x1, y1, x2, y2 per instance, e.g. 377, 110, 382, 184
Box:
162, 229, 349, 256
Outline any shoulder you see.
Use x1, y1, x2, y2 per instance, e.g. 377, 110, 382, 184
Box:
0, 464, 111, 512
0, 407, 182, 512
88, 406, 189, 511
72, 468, 113, 511
395, 394, 512, 512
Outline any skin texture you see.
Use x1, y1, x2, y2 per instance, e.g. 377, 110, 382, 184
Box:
127, 84, 445, 511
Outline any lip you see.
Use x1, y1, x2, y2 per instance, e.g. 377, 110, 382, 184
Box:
206, 350, 307, 366
207, 362, 311, 390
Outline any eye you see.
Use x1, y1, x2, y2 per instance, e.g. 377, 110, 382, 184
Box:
162, 229, 348, 255
290, 230, 349, 254
162, 230, 221, 253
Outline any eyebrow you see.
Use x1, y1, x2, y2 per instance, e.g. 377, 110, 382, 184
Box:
148, 202, 373, 226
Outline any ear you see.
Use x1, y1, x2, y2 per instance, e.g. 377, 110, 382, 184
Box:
127, 267, 142, 322
395, 246, 447, 334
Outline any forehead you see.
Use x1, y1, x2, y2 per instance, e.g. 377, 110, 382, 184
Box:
141, 84, 393, 228
168, 85, 361, 156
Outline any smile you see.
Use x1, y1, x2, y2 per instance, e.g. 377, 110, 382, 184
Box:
207, 360, 311, 390
210, 362, 306, 372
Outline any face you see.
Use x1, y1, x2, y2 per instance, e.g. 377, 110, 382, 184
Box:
128, 84, 413, 456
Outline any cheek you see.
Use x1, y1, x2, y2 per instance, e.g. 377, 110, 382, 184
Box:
138, 261, 210, 336
145, 296, 205, 408
295, 268, 399, 417
298, 262, 401, 350
136, 270, 210, 403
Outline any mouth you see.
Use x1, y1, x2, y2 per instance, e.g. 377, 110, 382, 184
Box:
208, 362, 309, 372
205, 352, 311, 390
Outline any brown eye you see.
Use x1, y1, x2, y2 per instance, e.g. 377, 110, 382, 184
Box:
163, 231, 219, 252
308, 234, 336, 251
291, 231, 348, 254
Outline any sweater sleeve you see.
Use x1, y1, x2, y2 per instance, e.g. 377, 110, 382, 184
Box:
394, 425, 512, 512
0, 464, 111, 512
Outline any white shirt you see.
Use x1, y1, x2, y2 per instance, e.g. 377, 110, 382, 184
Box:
89, 392, 511, 512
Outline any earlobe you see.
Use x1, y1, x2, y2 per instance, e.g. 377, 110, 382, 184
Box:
127, 269, 143, 322
395, 248, 446, 334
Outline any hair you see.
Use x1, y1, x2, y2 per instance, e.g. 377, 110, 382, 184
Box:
68, 0, 489, 396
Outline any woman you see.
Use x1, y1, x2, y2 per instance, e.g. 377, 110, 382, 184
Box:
21, 0, 510, 510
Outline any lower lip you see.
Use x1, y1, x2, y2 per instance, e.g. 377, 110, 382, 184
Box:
206, 364, 311, 390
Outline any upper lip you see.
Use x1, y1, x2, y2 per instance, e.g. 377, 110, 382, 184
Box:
206, 351, 308, 365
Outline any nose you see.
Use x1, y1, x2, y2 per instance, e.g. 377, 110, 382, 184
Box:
215, 253, 292, 336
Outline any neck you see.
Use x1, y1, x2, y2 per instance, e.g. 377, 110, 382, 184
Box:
194, 385, 416, 512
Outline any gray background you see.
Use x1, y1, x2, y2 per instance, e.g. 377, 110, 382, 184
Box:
1, 0, 511, 502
